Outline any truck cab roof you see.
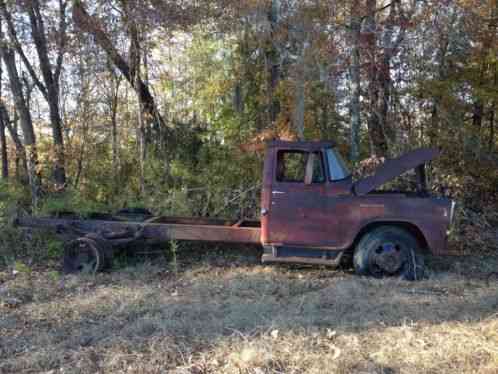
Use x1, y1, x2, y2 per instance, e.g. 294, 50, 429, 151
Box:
267, 140, 335, 151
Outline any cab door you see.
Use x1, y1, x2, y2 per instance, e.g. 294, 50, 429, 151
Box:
267, 149, 332, 247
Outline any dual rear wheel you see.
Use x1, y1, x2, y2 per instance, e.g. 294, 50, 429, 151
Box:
353, 226, 426, 281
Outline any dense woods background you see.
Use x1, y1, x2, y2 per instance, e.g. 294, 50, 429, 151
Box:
0, 0, 497, 249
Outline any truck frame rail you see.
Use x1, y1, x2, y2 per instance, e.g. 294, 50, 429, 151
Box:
16, 215, 261, 274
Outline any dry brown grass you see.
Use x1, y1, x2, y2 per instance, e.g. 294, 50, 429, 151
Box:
1, 249, 498, 374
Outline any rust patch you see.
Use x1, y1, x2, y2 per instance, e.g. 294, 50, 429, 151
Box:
360, 204, 385, 216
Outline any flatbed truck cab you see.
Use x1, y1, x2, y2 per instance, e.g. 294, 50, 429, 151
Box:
260, 140, 455, 280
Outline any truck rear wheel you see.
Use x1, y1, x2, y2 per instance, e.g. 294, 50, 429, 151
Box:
63, 235, 113, 274
354, 226, 425, 281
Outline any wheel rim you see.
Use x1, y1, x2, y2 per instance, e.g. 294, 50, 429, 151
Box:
64, 239, 101, 274
371, 242, 404, 275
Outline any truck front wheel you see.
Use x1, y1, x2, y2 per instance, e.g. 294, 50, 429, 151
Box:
353, 226, 425, 281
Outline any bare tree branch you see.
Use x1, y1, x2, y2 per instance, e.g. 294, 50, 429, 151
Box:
55, 0, 67, 81
0, 0, 48, 99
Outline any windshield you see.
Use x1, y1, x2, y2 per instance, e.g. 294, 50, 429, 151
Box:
326, 148, 351, 181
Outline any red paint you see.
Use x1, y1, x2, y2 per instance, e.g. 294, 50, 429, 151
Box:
261, 141, 454, 255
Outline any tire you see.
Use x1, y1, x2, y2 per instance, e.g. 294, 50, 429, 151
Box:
63, 235, 113, 274
353, 226, 426, 281
84, 234, 114, 269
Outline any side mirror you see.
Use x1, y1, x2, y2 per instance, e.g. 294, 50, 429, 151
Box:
304, 153, 315, 185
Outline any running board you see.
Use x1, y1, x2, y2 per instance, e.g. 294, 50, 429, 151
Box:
261, 246, 344, 267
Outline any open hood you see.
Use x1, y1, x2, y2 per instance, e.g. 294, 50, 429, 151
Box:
353, 148, 440, 196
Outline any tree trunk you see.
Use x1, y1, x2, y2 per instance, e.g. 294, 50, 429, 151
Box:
472, 101, 483, 129
472, 99, 484, 160
0, 115, 7, 179
1, 107, 26, 179
111, 79, 121, 172
378, 52, 392, 143
0, 54, 6, 179
26, 0, 66, 188
138, 100, 146, 196
489, 103, 496, 151
429, 26, 451, 146
376, 2, 401, 147
293, 27, 308, 141
73, 1, 168, 138
320, 99, 329, 137
126, 10, 148, 195
294, 75, 305, 140
349, 0, 361, 162
46, 91, 66, 187
0, 42, 41, 206
1, 0, 67, 188
133, 43, 146, 195
266, 0, 281, 126
490, 62, 497, 151
365, 0, 388, 157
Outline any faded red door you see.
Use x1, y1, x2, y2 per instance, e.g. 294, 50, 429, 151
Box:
267, 149, 333, 247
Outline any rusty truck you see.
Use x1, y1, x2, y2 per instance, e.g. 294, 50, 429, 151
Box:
17, 140, 456, 280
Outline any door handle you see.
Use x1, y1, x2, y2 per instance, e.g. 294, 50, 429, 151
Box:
272, 191, 285, 195
261, 208, 269, 216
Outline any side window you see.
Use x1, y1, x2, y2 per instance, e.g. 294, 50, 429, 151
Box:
276, 150, 325, 183
312, 152, 325, 183
277, 151, 307, 182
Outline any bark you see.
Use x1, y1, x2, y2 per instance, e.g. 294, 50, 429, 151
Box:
349, 0, 361, 162
266, 0, 280, 125
73, 77, 89, 189
472, 65, 485, 134
428, 10, 454, 145
110, 75, 122, 172
378, 51, 392, 142
12, 114, 20, 179
0, 0, 67, 188
138, 96, 146, 196
0, 101, 27, 172
320, 98, 329, 137
377, 2, 399, 145
365, 0, 388, 157
73, 1, 168, 137
472, 101, 483, 129
124, 6, 147, 195
471, 2, 497, 157
365, 0, 410, 157
489, 104, 495, 151
292, 7, 308, 142
0, 105, 27, 178
0, 37, 41, 206
429, 101, 439, 145
25, 0, 66, 187
134, 59, 146, 195
490, 62, 497, 151
293, 38, 307, 141
0, 53, 6, 179
0, 112, 7, 179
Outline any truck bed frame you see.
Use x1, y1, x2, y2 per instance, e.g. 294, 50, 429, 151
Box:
16, 215, 261, 273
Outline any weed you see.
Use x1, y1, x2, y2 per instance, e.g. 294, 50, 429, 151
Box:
46, 239, 64, 260
36, 190, 110, 218
169, 239, 179, 274
0, 226, 64, 270
13, 261, 32, 275
47, 270, 60, 282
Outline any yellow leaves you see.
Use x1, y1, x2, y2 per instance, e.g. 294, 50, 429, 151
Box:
457, 0, 497, 19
